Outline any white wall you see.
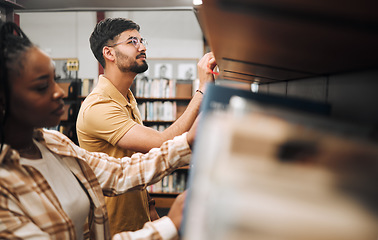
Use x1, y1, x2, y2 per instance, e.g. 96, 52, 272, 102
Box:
18, 10, 204, 81
106, 11, 204, 59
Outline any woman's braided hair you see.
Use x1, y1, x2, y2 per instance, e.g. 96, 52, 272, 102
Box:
0, 20, 33, 152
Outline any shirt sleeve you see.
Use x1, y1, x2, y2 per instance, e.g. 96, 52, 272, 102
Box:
112, 216, 178, 240
75, 132, 191, 196
78, 97, 136, 146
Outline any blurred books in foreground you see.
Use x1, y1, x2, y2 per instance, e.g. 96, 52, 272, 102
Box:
183, 95, 378, 240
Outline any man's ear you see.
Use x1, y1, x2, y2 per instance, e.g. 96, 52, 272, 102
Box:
103, 46, 116, 63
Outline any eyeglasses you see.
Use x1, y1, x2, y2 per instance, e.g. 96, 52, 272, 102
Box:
108, 37, 148, 49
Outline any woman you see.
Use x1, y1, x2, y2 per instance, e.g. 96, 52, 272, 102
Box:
0, 20, 191, 240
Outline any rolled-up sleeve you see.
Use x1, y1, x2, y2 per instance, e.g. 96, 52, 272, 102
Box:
112, 216, 178, 240
77, 132, 191, 196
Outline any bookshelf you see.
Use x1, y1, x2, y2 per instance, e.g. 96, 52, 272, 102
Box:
147, 166, 189, 194
148, 166, 190, 212
133, 77, 193, 131
132, 76, 194, 209
194, 0, 378, 128
51, 58, 82, 144
136, 97, 192, 131
57, 78, 82, 145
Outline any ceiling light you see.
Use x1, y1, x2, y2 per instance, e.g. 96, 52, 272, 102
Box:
251, 82, 259, 93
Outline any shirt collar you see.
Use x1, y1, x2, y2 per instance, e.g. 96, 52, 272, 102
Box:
98, 75, 136, 107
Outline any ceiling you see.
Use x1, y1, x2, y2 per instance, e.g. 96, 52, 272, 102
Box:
14, 0, 195, 12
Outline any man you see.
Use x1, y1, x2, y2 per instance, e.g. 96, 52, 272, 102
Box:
76, 17, 216, 235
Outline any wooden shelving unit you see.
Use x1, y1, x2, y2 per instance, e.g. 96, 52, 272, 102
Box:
195, 0, 378, 84
132, 82, 193, 209
57, 79, 82, 145
135, 96, 192, 130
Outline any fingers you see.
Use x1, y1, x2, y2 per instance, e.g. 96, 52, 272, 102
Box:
207, 54, 217, 71
198, 52, 217, 72
197, 52, 217, 89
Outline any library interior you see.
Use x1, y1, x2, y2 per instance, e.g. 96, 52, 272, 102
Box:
1, 0, 378, 239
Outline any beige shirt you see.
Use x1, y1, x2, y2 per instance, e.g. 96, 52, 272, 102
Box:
20, 140, 90, 240
77, 75, 143, 158
76, 75, 151, 234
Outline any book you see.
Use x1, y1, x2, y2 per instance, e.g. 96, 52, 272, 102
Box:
181, 84, 377, 239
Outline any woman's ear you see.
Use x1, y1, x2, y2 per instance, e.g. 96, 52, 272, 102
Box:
102, 46, 116, 63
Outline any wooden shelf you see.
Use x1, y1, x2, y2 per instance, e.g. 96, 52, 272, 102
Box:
153, 196, 176, 209
149, 192, 181, 208
195, 0, 378, 84
148, 165, 189, 208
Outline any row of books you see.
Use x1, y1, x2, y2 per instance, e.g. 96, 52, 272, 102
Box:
147, 171, 187, 193
135, 78, 177, 98
138, 101, 177, 121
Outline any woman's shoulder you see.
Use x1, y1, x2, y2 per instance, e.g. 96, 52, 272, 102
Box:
36, 128, 69, 141
36, 129, 77, 152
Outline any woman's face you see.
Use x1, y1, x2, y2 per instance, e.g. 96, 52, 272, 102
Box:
8, 47, 65, 129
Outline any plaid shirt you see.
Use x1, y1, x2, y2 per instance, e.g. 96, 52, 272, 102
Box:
0, 129, 191, 240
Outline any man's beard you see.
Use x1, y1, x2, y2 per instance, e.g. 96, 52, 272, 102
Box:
129, 60, 148, 73
116, 50, 148, 73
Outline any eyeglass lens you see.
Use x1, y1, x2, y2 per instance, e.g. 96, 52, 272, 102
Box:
131, 38, 147, 49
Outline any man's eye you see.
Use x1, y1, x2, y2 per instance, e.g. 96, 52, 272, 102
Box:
129, 39, 138, 44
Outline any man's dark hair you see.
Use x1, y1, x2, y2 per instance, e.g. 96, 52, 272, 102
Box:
89, 18, 140, 68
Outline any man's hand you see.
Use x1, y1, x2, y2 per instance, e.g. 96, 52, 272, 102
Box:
197, 52, 217, 92
167, 190, 187, 231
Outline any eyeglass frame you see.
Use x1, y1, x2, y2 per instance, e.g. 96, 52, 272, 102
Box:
107, 36, 148, 49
